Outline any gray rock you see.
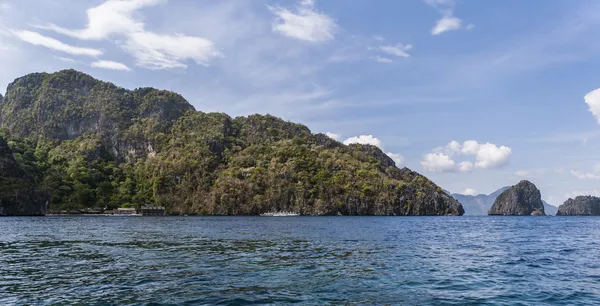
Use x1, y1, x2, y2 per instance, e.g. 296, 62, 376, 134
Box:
450, 186, 558, 216
557, 196, 600, 216
488, 180, 545, 216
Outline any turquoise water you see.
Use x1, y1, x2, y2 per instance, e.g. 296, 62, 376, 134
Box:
1, 216, 600, 305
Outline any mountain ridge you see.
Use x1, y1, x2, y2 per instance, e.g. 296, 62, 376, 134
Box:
0, 69, 464, 216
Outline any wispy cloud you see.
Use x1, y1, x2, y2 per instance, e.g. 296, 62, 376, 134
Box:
91, 60, 131, 71
268, 0, 338, 42
40, 0, 222, 69
13, 30, 102, 56
425, 0, 472, 35
377, 44, 412, 58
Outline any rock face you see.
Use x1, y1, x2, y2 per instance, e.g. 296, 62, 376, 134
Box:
557, 196, 600, 216
0, 69, 464, 216
0, 137, 49, 216
450, 187, 558, 216
488, 180, 545, 216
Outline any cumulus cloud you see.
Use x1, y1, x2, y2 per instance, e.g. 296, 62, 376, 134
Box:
91, 60, 131, 71
269, 0, 338, 42
343, 135, 404, 167
41, 0, 222, 69
470, 142, 512, 169
458, 161, 473, 173
343, 135, 384, 149
571, 170, 600, 180
584, 88, 600, 124
422, 140, 512, 172
13, 30, 102, 57
421, 152, 456, 172
325, 132, 341, 141
386, 152, 405, 167
462, 188, 477, 196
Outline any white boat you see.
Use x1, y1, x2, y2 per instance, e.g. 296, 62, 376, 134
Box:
259, 211, 300, 217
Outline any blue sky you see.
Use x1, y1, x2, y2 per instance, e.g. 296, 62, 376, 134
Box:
2, 0, 600, 206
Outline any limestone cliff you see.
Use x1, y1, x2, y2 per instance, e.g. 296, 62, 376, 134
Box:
0, 69, 464, 216
557, 196, 600, 216
488, 180, 545, 216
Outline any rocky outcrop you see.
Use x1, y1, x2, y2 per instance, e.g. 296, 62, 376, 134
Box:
557, 196, 600, 216
0, 137, 49, 216
488, 180, 545, 216
0, 69, 464, 216
451, 186, 558, 215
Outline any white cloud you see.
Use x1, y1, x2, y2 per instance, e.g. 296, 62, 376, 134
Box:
377, 44, 412, 58
584, 88, 600, 124
57, 57, 76, 63
325, 132, 341, 140
343, 135, 384, 149
386, 152, 405, 167
422, 140, 512, 172
91, 60, 131, 71
41, 0, 161, 40
571, 170, 600, 180
462, 188, 477, 196
370, 56, 393, 63
373, 35, 385, 41
13, 30, 102, 57
42, 0, 221, 70
458, 161, 473, 173
269, 0, 338, 42
421, 152, 456, 172
425, 0, 471, 36
471, 142, 512, 169
432, 15, 462, 35
343, 134, 404, 167
124, 32, 222, 69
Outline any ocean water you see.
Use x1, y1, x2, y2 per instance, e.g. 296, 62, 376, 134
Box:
1, 216, 600, 305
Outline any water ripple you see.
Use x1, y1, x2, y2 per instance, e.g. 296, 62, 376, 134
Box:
2, 216, 600, 305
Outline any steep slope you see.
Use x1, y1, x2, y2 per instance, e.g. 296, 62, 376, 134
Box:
488, 180, 545, 216
0, 69, 464, 216
0, 136, 49, 215
557, 196, 600, 216
451, 186, 558, 216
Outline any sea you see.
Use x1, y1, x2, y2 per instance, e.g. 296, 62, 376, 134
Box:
1, 216, 600, 305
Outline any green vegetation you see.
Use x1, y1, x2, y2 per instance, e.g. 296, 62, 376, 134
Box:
0, 69, 463, 216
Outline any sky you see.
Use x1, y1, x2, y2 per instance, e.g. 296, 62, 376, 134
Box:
1, 0, 600, 206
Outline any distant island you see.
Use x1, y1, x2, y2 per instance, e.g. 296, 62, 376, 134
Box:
488, 180, 545, 216
557, 196, 600, 216
449, 187, 558, 216
0, 70, 463, 216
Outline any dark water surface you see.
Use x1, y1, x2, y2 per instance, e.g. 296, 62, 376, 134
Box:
2, 216, 600, 305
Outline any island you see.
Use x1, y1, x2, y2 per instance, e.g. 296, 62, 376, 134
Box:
488, 180, 545, 216
0, 69, 463, 216
557, 196, 600, 216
